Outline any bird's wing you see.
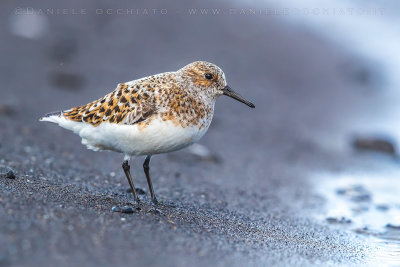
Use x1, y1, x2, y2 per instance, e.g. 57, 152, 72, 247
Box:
63, 80, 158, 127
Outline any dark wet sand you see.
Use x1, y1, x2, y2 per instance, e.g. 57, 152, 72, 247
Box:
0, 1, 385, 266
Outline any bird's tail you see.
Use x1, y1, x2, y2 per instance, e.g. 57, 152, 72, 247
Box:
39, 111, 63, 123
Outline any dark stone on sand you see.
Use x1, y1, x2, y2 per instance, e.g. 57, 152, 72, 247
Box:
336, 189, 346, 195
326, 217, 352, 224
354, 227, 370, 235
0, 165, 15, 179
111, 206, 136, 214
376, 204, 389, 211
386, 224, 400, 230
336, 185, 371, 202
352, 136, 396, 155
351, 194, 371, 202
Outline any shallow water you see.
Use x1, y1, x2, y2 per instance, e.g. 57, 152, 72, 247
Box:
314, 171, 400, 266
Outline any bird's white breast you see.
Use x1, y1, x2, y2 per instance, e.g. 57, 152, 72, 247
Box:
53, 115, 211, 156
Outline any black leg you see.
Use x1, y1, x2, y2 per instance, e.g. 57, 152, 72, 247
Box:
143, 155, 159, 205
122, 160, 140, 203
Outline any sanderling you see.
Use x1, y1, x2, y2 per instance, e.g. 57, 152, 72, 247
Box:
40, 61, 255, 204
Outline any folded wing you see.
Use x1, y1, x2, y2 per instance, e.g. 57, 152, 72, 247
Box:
63, 82, 157, 127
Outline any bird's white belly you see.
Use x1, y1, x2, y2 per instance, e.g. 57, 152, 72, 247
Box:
67, 117, 210, 156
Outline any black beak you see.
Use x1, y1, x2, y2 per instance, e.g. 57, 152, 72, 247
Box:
222, 86, 255, 108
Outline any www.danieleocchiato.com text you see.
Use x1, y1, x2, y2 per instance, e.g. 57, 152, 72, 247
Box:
14, 7, 386, 16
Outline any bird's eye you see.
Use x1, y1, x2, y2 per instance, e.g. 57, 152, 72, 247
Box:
205, 73, 213, 80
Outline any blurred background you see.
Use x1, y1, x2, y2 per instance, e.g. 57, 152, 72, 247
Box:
0, 0, 399, 266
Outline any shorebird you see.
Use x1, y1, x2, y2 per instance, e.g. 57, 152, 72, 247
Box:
40, 61, 255, 205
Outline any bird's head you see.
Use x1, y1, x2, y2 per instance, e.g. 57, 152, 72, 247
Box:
177, 61, 255, 108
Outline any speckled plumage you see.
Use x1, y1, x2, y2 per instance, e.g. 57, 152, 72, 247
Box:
63, 61, 222, 130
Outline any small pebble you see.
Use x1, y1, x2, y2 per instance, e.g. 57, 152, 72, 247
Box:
376, 204, 389, 211
352, 136, 396, 155
336, 189, 346, 195
386, 224, 400, 230
354, 227, 370, 235
0, 165, 15, 179
326, 217, 352, 224
112, 206, 136, 214
336, 185, 371, 202
351, 194, 371, 202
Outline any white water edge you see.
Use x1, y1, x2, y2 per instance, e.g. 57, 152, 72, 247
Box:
314, 171, 400, 266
